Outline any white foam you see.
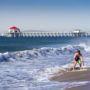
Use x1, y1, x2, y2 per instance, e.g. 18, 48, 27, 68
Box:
78, 43, 90, 52
35, 65, 68, 82
28, 81, 90, 90
0, 44, 90, 90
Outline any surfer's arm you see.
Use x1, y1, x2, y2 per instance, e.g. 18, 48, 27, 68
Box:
73, 53, 77, 61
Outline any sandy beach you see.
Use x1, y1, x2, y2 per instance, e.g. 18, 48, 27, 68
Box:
50, 69, 90, 90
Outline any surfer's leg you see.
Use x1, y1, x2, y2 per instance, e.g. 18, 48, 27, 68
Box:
79, 64, 82, 69
73, 60, 77, 70
78, 60, 82, 69
79, 63, 82, 69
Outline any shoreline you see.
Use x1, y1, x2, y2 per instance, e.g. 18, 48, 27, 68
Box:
65, 83, 90, 90
50, 69, 90, 82
49, 68, 90, 90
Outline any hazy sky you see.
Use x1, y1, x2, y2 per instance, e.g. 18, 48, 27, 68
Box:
0, 0, 90, 33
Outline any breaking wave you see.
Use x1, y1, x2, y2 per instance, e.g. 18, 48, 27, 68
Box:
0, 43, 89, 62
0, 43, 90, 90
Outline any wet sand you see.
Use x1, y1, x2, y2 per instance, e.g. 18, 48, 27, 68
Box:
50, 68, 90, 90
65, 83, 90, 90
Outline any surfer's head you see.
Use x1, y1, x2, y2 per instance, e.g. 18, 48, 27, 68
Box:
76, 50, 82, 56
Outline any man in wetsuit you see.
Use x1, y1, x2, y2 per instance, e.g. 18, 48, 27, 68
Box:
73, 50, 84, 70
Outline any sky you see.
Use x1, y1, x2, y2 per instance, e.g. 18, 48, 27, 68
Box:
0, 0, 90, 33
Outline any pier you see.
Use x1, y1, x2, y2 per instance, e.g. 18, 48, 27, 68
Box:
0, 29, 90, 37
2, 31, 89, 38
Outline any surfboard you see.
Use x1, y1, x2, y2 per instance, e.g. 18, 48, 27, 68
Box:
66, 67, 88, 72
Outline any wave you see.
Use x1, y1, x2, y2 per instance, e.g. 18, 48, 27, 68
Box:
0, 43, 90, 62
78, 43, 90, 52
0, 43, 90, 90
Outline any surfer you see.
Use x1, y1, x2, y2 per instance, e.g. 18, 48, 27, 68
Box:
73, 50, 84, 70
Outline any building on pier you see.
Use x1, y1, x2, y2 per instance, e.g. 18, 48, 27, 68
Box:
72, 29, 86, 36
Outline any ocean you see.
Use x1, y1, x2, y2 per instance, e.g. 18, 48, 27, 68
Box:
0, 36, 90, 90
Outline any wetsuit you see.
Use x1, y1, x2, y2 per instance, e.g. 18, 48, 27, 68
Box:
75, 55, 81, 64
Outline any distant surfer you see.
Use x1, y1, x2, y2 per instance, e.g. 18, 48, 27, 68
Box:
73, 50, 84, 70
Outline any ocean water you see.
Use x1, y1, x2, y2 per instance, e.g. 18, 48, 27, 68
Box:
0, 37, 90, 90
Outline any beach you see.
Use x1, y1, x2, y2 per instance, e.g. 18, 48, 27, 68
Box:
65, 83, 90, 90
0, 37, 90, 90
50, 69, 90, 90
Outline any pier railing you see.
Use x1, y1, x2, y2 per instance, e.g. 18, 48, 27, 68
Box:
0, 32, 90, 37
